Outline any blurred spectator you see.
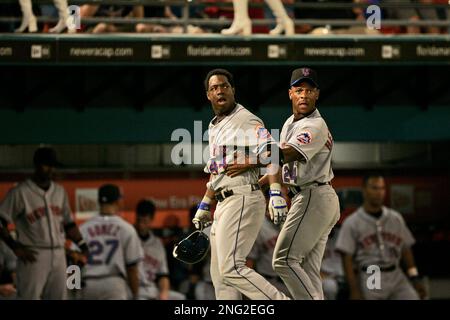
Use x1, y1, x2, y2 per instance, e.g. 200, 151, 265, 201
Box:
295, 0, 356, 34
80, 4, 144, 33
136, 5, 205, 34
136, 5, 177, 33
15, 0, 74, 33
0, 4, 21, 32
135, 199, 185, 300
221, 0, 294, 35
381, 0, 440, 34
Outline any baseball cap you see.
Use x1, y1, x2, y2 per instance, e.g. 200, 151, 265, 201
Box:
290, 67, 319, 88
98, 184, 122, 204
33, 147, 63, 167
136, 199, 156, 216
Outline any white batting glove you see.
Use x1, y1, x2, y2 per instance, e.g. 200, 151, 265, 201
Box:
192, 196, 212, 230
268, 183, 288, 225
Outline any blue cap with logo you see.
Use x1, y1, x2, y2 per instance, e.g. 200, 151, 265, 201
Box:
290, 67, 319, 88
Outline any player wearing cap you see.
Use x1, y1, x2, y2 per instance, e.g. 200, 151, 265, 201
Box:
270, 68, 340, 300
192, 68, 290, 300
335, 173, 427, 300
0, 147, 89, 300
238, 68, 339, 300
79, 184, 143, 300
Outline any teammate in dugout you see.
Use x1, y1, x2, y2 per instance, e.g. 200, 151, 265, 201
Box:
335, 173, 427, 300
79, 184, 143, 300
192, 68, 290, 300
0, 147, 89, 300
134, 199, 185, 300
226, 67, 340, 300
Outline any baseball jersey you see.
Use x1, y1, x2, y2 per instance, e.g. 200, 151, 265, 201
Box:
139, 231, 169, 289
280, 109, 334, 187
204, 104, 276, 191
80, 215, 143, 279
335, 206, 415, 269
247, 218, 279, 277
0, 179, 74, 248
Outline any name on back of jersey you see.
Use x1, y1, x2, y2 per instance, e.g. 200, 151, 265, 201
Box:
87, 224, 121, 238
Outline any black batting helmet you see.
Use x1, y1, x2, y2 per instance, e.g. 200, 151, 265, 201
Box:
172, 230, 210, 264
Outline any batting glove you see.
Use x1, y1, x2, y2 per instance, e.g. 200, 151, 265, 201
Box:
268, 183, 288, 225
192, 197, 212, 230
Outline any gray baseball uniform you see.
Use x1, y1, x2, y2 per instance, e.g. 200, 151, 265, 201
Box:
206, 103, 289, 300
138, 230, 185, 300
273, 109, 340, 300
80, 214, 143, 300
335, 206, 419, 300
248, 218, 290, 296
0, 179, 73, 300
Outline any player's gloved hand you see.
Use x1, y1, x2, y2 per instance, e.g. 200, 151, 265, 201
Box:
268, 183, 288, 225
192, 196, 212, 230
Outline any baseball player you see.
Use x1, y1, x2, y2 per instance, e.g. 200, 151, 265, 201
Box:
80, 184, 143, 300
134, 199, 185, 300
192, 68, 290, 300
0, 147, 89, 300
253, 67, 340, 300
335, 173, 427, 300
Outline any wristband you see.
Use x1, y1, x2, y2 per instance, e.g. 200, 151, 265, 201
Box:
269, 183, 282, 196
407, 267, 419, 278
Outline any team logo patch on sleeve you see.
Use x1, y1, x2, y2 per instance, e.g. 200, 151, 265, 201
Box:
297, 131, 312, 144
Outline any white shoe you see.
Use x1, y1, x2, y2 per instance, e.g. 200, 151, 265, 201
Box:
221, 19, 252, 35
269, 18, 294, 35
49, 0, 72, 33
15, 15, 37, 33
15, 0, 37, 33
49, 19, 67, 33
49, 16, 77, 33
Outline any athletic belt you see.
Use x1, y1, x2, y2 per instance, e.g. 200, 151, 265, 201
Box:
215, 183, 261, 202
361, 265, 396, 272
84, 274, 125, 280
27, 245, 64, 250
260, 273, 282, 281
288, 181, 331, 198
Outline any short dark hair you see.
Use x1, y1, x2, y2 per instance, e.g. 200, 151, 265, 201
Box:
204, 68, 235, 91
362, 172, 384, 187
136, 199, 156, 218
